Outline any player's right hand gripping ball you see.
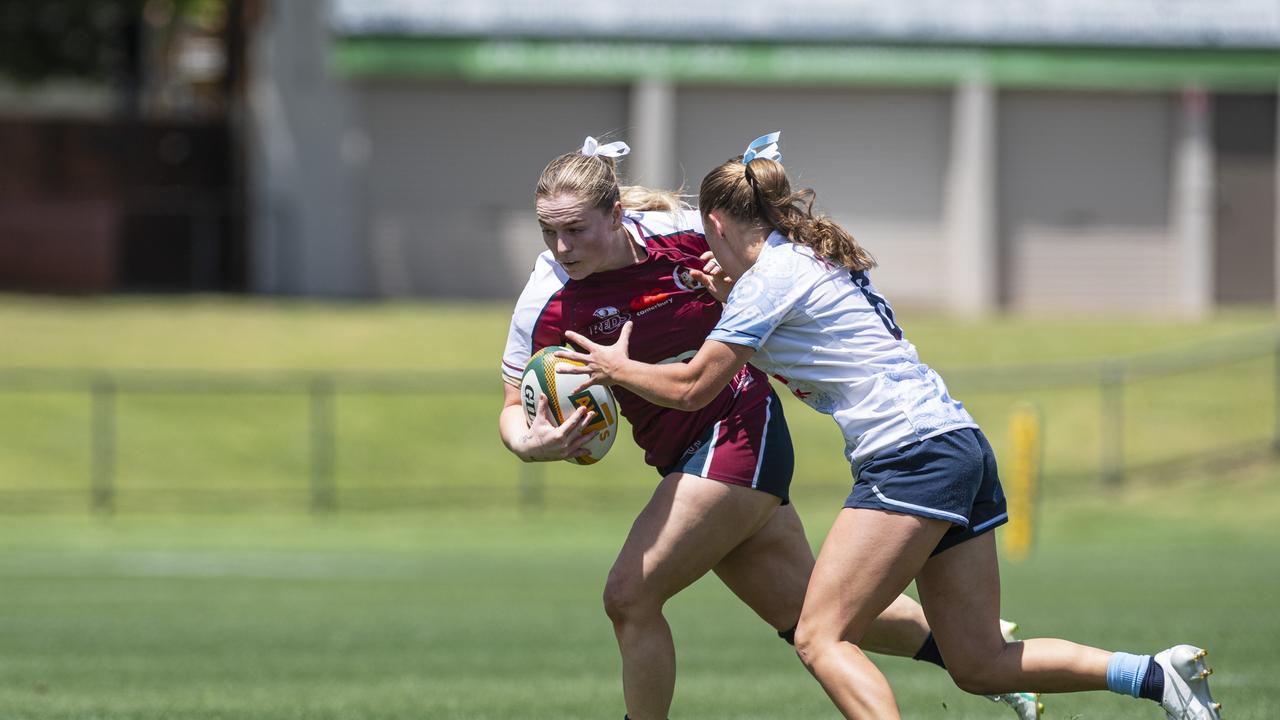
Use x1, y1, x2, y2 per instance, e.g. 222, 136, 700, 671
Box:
521, 346, 619, 465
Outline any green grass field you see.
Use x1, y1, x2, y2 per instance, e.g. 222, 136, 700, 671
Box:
1, 297, 1277, 718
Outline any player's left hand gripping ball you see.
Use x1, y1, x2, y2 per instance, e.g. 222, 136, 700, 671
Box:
521, 346, 620, 465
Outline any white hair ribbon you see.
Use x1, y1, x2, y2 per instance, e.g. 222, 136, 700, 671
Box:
582, 136, 631, 158
742, 131, 782, 165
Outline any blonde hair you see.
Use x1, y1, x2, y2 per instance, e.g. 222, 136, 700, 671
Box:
535, 145, 686, 213
620, 185, 687, 212
698, 156, 875, 271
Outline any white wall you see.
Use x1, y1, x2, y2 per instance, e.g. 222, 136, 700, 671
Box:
339, 79, 1274, 315
349, 82, 629, 297
348, 83, 954, 304
675, 86, 952, 305
998, 91, 1176, 312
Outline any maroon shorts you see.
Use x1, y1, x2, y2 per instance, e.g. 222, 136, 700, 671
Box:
657, 390, 794, 504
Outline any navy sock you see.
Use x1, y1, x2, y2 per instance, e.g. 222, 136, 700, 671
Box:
913, 633, 947, 669
1139, 659, 1165, 702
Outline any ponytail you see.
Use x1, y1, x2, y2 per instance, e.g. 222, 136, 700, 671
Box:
700, 151, 875, 272
619, 185, 689, 212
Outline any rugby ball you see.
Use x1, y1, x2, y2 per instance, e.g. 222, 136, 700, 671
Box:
520, 346, 619, 465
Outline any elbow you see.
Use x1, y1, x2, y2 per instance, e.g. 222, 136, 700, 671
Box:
673, 397, 702, 413
674, 384, 718, 413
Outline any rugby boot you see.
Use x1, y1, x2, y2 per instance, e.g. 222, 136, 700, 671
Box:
1155, 645, 1222, 720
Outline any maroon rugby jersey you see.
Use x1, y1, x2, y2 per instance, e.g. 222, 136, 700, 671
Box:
501, 210, 770, 469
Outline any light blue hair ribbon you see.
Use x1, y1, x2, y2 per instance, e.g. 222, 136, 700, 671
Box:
742, 131, 782, 165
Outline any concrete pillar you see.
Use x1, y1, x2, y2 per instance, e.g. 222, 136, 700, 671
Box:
1275, 86, 1280, 312
629, 78, 677, 191
943, 75, 998, 318
1171, 86, 1214, 319
247, 0, 365, 296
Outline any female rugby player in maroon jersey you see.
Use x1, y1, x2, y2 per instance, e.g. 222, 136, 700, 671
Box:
495, 137, 1040, 720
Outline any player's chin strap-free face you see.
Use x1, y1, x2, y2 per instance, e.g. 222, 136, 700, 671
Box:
742, 131, 782, 165
581, 136, 630, 158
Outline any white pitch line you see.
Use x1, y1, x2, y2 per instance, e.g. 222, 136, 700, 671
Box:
0, 551, 443, 581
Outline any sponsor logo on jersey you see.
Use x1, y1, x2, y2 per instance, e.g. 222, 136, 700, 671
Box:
672, 266, 704, 291
630, 291, 678, 312
636, 297, 675, 316
588, 305, 630, 336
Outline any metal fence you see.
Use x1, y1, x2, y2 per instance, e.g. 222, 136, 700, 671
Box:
0, 330, 1276, 513
945, 330, 1280, 488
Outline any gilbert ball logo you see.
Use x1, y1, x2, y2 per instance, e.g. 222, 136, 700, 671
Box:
589, 306, 630, 336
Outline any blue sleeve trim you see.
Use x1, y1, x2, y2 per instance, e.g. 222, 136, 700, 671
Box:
707, 329, 763, 350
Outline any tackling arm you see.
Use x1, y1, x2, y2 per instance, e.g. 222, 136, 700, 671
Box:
559, 322, 755, 412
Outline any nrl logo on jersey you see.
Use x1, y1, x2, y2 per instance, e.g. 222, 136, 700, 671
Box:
672, 266, 704, 291
589, 306, 630, 336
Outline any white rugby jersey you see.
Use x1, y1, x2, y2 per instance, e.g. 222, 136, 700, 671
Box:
707, 231, 977, 465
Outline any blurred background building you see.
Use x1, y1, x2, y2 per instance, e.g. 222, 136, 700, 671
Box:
0, 0, 248, 293
3, 0, 1279, 317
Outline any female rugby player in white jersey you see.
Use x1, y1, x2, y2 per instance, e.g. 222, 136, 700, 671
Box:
558, 133, 1223, 720
497, 137, 1042, 720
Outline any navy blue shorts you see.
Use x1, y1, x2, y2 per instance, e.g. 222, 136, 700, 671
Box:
846, 427, 1008, 556
658, 391, 794, 505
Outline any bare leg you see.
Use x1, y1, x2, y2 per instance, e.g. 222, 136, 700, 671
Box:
711, 504, 932, 658
793, 508, 950, 719
710, 503, 812, 631
604, 473, 780, 720
917, 532, 1111, 695
862, 595, 931, 658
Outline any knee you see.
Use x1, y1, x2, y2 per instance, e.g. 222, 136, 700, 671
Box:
946, 660, 1003, 696
792, 621, 832, 672
602, 575, 659, 627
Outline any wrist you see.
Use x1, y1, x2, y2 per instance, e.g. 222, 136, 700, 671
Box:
502, 421, 534, 460
611, 358, 638, 387
514, 431, 536, 459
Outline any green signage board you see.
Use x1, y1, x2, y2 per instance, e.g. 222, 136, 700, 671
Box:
334, 38, 1280, 90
